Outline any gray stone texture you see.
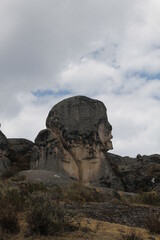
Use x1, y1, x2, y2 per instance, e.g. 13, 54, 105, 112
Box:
0, 155, 11, 175
8, 138, 34, 171
31, 96, 117, 188
0, 130, 9, 156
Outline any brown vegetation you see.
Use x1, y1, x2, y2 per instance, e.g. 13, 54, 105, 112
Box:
0, 177, 160, 239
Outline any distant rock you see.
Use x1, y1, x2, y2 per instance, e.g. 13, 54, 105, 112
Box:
0, 155, 11, 175
106, 153, 160, 192
0, 130, 9, 156
8, 138, 34, 171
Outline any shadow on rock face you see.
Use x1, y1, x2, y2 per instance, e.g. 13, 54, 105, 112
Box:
30, 96, 118, 187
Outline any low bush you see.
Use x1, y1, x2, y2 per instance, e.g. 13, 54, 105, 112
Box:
50, 185, 63, 203
120, 191, 160, 206
0, 198, 20, 234
0, 186, 25, 211
26, 182, 48, 193
5, 186, 22, 211
146, 213, 160, 234
138, 191, 160, 206
26, 192, 75, 236
64, 182, 103, 203
120, 231, 143, 240
10, 174, 26, 183
0, 168, 17, 179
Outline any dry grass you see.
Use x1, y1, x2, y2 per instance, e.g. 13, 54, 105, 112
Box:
119, 191, 160, 206
120, 231, 143, 240
146, 213, 160, 234
26, 192, 76, 236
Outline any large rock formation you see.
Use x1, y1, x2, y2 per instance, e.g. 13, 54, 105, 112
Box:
106, 153, 160, 192
30, 96, 123, 189
0, 130, 34, 175
0, 95, 160, 193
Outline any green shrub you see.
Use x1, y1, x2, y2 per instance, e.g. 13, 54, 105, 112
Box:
146, 213, 160, 234
26, 192, 75, 236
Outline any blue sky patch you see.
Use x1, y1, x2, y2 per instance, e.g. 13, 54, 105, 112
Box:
32, 89, 72, 98
137, 72, 160, 80
126, 71, 160, 80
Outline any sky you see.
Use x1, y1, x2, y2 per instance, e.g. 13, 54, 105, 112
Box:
0, 0, 160, 157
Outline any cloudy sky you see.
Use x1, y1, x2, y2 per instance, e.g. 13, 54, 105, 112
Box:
0, 0, 160, 157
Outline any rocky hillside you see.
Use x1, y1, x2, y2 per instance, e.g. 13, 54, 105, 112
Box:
0, 95, 160, 193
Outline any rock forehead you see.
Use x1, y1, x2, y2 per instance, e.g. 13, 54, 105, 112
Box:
46, 96, 112, 140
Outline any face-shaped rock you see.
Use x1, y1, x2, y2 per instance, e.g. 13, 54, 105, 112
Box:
44, 96, 113, 184
46, 96, 112, 145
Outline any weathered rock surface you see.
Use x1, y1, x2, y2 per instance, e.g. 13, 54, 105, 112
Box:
18, 169, 73, 186
106, 152, 160, 192
0, 132, 34, 174
0, 155, 11, 175
8, 138, 34, 171
30, 96, 124, 189
0, 130, 9, 156
46, 96, 112, 149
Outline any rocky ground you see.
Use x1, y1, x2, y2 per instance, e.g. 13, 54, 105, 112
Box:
0, 177, 160, 240
67, 202, 160, 229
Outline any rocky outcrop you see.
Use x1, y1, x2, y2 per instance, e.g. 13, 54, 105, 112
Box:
30, 96, 124, 189
106, 153, 160, 192
0, 155, 11, 175
0, 95, 160, 193
8, 138, 34, 171
0, 130, 34, 175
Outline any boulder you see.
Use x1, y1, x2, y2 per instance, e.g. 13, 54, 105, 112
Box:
46, 95, 112, 150
106, 153, 160, 192
8, 138, 34, 171
0, 155, 11, 176
31, 96, 124, 189
18, 170, 73, 186
0, 130, 9, 156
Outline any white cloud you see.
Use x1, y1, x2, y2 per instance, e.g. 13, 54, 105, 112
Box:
59, 58, 120, 95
